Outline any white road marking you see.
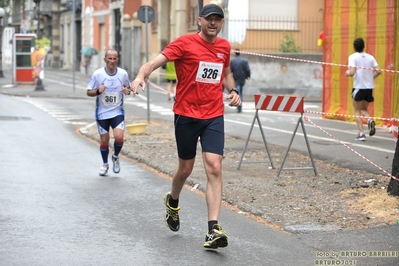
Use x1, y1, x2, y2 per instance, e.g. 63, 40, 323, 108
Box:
22, 98, 88, 126
224, 118, 394, 154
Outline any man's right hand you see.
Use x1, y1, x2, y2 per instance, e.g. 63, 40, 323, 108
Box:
98, 83, 106, 94
130, 78, 145, 96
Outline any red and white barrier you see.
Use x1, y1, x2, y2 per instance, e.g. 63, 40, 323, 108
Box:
254, 94, 304, 113
390, 119, 398, 139
238, 94, 316, 177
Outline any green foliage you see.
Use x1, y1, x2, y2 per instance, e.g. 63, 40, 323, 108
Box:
0, 0, 13, 17
35, 37, 51, 49
279, 33, 302, 53
0, 0, 10, 7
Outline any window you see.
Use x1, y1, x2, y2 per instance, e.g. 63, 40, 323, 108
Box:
248, 0, 298, 30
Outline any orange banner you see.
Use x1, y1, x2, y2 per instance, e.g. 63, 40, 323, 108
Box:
323, 0, 398, 126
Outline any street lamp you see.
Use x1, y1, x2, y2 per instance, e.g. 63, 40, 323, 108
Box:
33, 0, 44, 91
0, 7, 5, 78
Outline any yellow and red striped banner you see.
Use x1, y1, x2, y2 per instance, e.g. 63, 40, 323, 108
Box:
323, 0, 397, 126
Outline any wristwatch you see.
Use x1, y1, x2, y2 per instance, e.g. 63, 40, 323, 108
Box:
230, 88, 239, 95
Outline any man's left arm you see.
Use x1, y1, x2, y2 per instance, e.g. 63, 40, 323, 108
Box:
346, 55, 356, 77
223, 67, 236, 93
224, 66, 241, 107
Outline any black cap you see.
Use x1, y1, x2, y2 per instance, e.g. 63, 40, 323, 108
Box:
200, 4, 224, 18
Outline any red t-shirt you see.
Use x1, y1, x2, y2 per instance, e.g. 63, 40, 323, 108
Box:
162, 32, 231, 119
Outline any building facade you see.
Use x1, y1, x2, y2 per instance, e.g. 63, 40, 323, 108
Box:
4, 0, 324, 85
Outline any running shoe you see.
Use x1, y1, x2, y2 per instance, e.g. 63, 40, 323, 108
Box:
368, 120, 376, 136
204, 224, 229, 249
99, 164, 109, 176
164, 192, 180, 232
112, 155, 120, 173
355, 133, 366, 141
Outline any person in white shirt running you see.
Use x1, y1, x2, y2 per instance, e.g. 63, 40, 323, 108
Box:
86, 49, 131, 176
346, 38, 382, 141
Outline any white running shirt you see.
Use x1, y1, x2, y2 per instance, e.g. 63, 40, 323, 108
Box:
348, 52, 378, 89
87, 67, 130, 120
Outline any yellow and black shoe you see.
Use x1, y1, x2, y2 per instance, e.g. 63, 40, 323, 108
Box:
164, 192, 180, 232
203, 224, 229, 249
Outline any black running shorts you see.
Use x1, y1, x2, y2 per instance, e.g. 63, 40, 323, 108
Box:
352, 88, 374, 102
97, 115, 124, 133
174, 114, 224, 160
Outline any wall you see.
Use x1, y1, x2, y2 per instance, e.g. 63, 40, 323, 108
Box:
121, 19, 142, 78
243, 53, 323, 101
229, 0, 324, 53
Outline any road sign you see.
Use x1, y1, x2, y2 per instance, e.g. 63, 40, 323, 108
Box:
137, 5, 155, 23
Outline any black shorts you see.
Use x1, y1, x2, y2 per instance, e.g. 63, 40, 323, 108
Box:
166, 79, 177, 83
174, 115, 224, 160
97, 115, 124, 133
352, 88, 374, 102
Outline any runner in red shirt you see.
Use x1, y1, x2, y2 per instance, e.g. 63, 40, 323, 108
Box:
130, 3, 240, 249
163, 32, 231, 119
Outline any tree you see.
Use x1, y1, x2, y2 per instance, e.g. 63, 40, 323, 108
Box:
387, 140, 399, 196
279, 33, 302, 53
0, 0, 11, 8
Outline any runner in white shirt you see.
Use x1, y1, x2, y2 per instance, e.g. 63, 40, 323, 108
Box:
87, 49, 131, 176
346, 38, 381, 141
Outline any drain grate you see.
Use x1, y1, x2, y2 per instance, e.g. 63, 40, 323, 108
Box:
0, 116, 32, 121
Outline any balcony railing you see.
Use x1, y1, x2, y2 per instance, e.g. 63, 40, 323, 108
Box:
228, 17, 323, 53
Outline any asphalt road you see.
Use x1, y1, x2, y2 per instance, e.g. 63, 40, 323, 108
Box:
1, 68, 398, 265
0, 83, 317, 265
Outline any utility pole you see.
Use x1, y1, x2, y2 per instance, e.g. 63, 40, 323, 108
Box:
71, 0, 76, 92
63, 0, 80, 91
33, 0, 45, 91
0, 7, 5, 78
51, 0, 61, 68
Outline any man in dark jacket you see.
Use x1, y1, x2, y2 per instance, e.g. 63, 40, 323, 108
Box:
230, 49, 251, 113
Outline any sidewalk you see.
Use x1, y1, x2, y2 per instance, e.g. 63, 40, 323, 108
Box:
0, 67, 88, 99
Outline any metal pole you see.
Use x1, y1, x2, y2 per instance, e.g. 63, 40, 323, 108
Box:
145, 6, 150, 122
34, 1, 44, 91
37, 5, 40, 39
0, 14, 4, 78
72, 0, 76, 92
